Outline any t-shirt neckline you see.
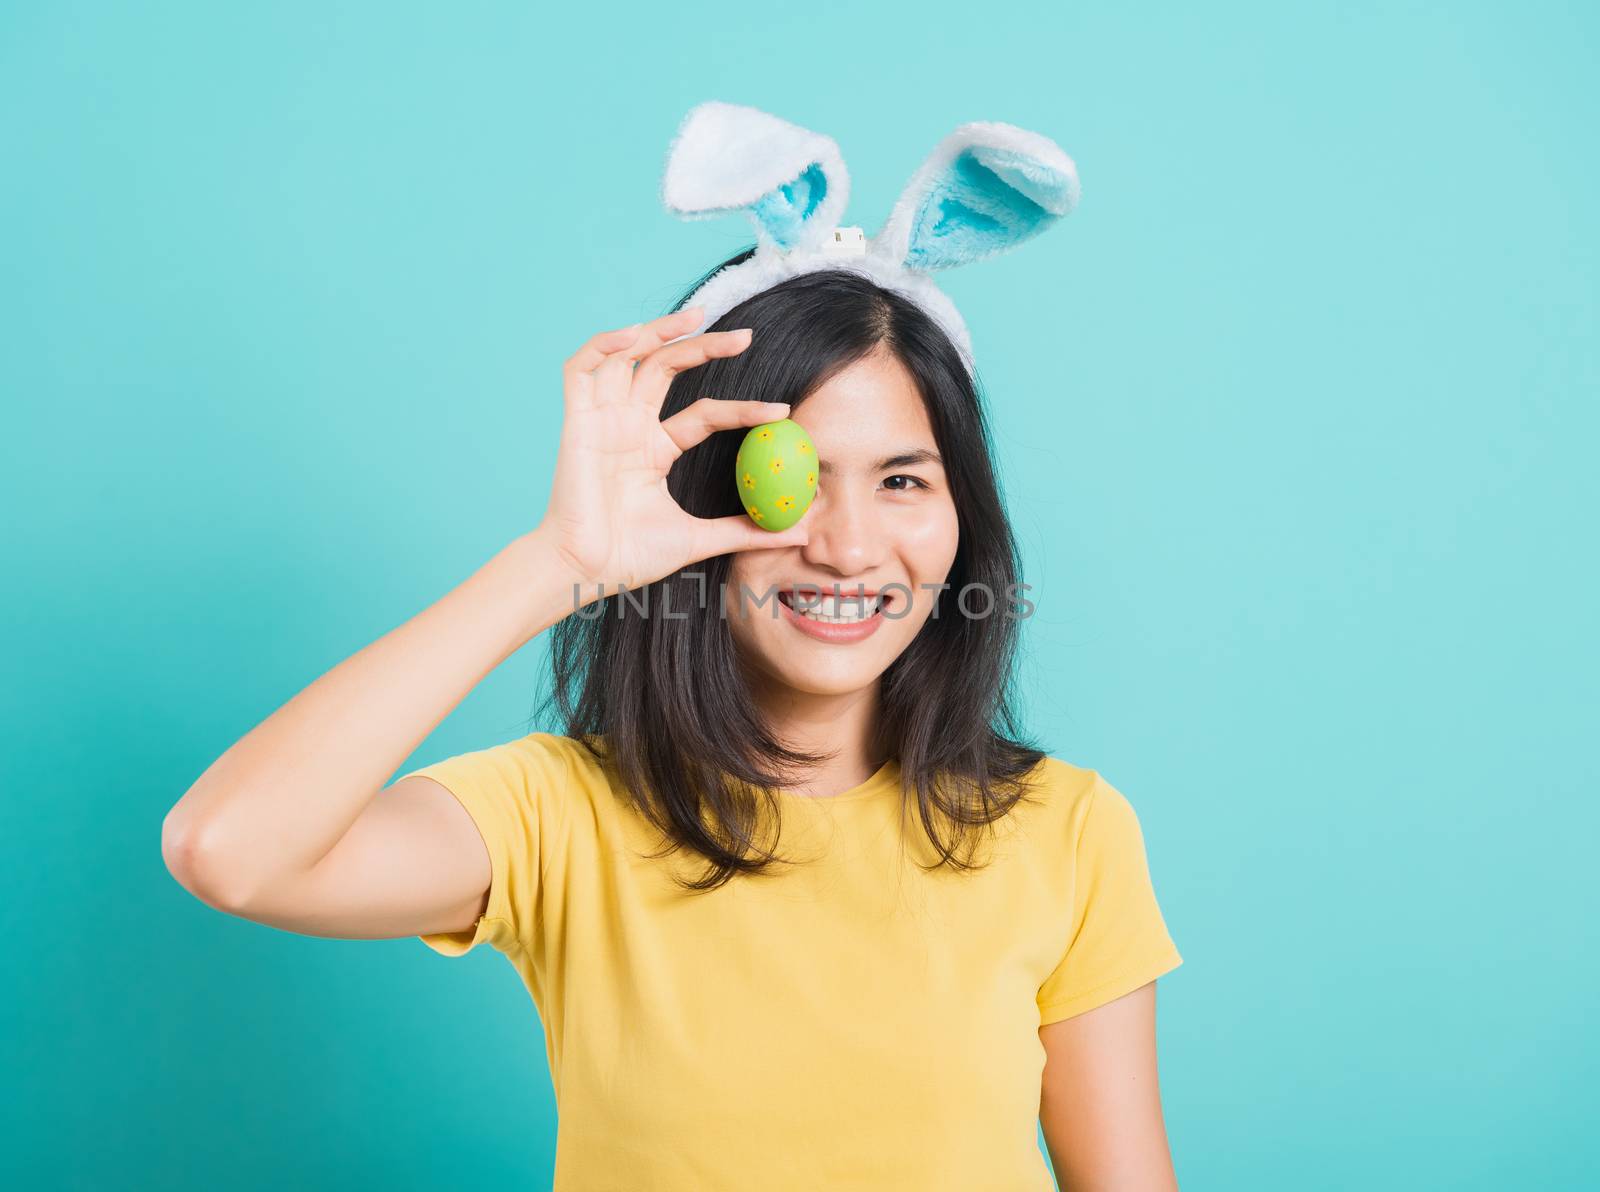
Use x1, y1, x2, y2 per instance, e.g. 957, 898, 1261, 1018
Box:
775, 757, 902, 803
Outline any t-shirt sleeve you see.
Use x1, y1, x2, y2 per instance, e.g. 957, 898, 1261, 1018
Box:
1036, 773, 1183, 1025
394, 732, 569, 960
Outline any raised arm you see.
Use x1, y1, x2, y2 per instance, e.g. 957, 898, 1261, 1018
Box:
160, 307, 809, 941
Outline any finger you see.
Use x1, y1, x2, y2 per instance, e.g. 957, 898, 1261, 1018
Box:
565, 323, 645, 378
633, 328, 755, 410
661, 397, 792, 453
690, 512, 811, 563
611, 306, 708, 364
561, 309, 704, 401
563, 323, 643, 410
594, 307, 711, 405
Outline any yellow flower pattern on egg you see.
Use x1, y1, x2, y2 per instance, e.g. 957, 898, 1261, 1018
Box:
733, 418, 818, 532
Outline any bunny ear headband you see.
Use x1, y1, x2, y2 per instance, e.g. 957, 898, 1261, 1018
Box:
661, 100, 1081, 375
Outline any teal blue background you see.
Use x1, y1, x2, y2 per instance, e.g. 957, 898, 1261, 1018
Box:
4, 2, 1596, 1188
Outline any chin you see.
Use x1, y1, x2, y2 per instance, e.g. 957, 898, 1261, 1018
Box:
758, 657, 889, 698
735, 623, 912, 697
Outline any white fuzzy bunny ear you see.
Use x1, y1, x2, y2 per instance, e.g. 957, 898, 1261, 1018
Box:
871, 121, 1080, 271
662, 101, 850, 254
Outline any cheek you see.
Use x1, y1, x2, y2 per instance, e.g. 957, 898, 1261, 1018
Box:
897, 500, 961, 579
725, 556, 759, 604
722, 566, 749, 624
723, 561, 773, 639
724, 589, 752, 650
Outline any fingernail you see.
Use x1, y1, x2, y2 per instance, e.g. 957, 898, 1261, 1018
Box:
764, 402, 790, 414
733, 327, 754, 339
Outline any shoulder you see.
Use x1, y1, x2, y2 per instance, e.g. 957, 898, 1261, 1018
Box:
517, 731, 633, 825
1013, 753, 1100, 822
1008, 754, 1147, 853
415, 731, 616, 816
508, 731, 616, 794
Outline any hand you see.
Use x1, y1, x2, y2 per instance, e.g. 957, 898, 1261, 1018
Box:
538, 307, 810, 598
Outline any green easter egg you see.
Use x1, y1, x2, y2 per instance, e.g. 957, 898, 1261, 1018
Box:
734, 418, 818, 532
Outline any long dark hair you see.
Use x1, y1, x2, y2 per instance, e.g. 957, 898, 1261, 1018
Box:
538, 247, 1049, 891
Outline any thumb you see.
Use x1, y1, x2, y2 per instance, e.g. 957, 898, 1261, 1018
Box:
694, 513, 810, 560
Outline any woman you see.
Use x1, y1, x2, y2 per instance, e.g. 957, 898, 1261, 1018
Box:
161, 257, 1185, 1190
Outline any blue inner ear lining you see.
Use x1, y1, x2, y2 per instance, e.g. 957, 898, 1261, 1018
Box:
932, 199, 1005, 237
905, 150, 1058, 270
751, 162, 828, 249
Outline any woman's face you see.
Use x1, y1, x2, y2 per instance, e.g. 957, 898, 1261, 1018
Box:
724, 345, 961, 698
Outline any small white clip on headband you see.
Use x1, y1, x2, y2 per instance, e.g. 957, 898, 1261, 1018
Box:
661, 100, 1082, 375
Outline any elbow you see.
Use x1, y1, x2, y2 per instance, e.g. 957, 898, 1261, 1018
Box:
161, 807, 257, 912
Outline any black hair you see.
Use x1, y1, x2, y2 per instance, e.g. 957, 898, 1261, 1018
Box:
538, 246, 1048, 891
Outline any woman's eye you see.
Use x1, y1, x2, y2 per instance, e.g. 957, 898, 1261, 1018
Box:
883, 474, 928, 492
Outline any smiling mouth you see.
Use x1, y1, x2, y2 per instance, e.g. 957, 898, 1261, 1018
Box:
776, 588, 892, 624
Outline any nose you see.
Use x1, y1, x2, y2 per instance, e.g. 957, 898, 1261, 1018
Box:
799, 480, 886, 577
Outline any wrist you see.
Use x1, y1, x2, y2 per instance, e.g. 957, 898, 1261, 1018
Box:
506, 526, 604, 617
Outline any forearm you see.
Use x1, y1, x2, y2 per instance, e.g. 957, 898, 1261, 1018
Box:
161, 525, 589, 906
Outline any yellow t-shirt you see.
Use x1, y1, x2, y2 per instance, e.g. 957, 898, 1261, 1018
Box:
400, 732, 1182, 1191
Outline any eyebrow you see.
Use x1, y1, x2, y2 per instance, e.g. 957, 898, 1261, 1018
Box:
817, 448, 945, 475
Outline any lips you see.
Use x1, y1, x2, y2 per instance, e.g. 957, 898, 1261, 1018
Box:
776, 584, 891, 604
774, 585, 889, 643
777, 588, 893, 618
779, 590, 882, 618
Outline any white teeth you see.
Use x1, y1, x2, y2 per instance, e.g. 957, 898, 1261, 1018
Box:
790, 593, 882, 623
